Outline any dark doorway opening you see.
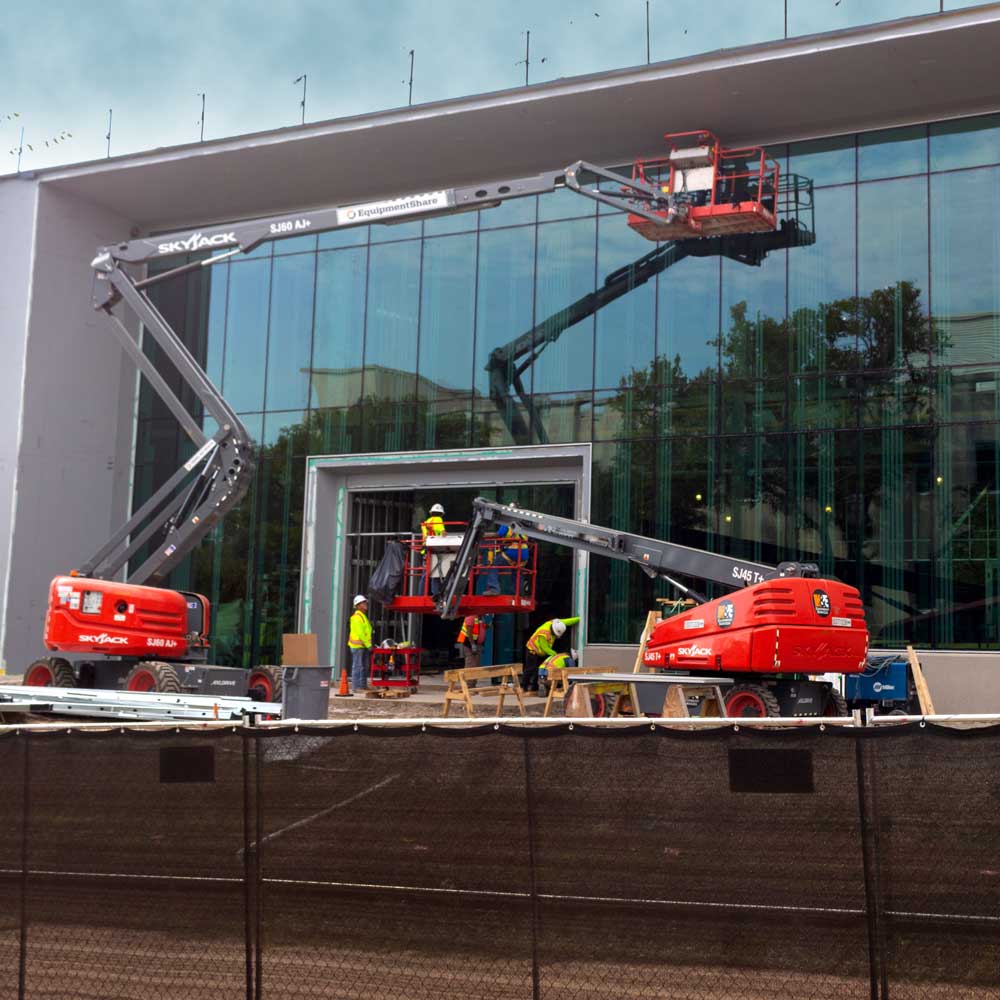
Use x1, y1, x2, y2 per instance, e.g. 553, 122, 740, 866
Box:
346, 484, 575, 674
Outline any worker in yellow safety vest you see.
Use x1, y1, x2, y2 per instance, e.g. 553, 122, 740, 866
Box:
539, 647, 578, 694
483, 524, 530, 595
348, 594, 373, 694
456, 614, 490, 671
420, 503, 447, 595
524, 616, 579, 693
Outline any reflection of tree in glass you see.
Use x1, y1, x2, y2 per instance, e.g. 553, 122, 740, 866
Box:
592, 280, 941, 587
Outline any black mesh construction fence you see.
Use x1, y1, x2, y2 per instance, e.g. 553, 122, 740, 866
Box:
0, 722, 997, 999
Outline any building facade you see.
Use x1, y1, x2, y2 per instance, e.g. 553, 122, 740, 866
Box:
3, 5, 1000, 673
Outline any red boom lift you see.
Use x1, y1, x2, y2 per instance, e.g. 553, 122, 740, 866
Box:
24, 131, 810, 702
436, 499, 869, 717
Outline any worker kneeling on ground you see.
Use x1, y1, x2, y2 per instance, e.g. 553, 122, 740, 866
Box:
539, 647, 577, 696
348, 594, 373, 694
524, 616, 579, 693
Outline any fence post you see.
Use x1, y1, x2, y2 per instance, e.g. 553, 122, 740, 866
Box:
855, 733, 889, 1000
17, 735, 29, 1000
242, 729, 255, 1000
254, 731, 264, 1000
522, 735, 541, 1000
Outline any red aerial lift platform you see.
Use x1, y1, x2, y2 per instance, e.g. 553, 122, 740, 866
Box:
385, 527, 537, 616
626, 131, 780, 242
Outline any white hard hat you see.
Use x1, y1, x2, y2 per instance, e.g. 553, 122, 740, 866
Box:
552, 619, 566, 637
430, 503, 444, 514
353, 594, 367, 607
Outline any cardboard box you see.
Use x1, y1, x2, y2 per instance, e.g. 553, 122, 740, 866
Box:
282, 633, 319, 666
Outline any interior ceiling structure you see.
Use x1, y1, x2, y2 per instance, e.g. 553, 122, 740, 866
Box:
28, 5, 1000, 233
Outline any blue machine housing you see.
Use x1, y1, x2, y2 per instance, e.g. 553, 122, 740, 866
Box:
845, 658, 909, 704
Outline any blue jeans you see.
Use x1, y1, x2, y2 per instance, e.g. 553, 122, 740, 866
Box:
350, 647, 369, 691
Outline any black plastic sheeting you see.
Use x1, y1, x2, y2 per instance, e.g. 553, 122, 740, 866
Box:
368, 540, 406, 605
0, 723, 997, 999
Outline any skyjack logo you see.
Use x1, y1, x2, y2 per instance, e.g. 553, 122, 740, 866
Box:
157, 231, 237, 255
78, 632, 128, 645
677, 645, 711, 657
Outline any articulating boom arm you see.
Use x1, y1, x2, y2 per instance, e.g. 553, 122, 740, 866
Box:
82, 164, 638, 585
86, 172, 582, 586
80, 256, 256, 586
87, 159, 811, 586
436, 498, 820, 619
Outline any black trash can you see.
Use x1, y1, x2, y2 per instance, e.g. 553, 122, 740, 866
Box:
281, 667, 330, 720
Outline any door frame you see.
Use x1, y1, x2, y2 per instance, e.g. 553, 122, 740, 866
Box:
299, 443, 593, 667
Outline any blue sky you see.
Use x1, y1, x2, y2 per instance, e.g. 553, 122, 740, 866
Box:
3, 0, 954, 173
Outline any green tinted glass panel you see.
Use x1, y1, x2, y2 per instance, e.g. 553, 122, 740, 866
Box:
930, 113, 1000, 172
789, 135, 855, 188
789, 185, 857, 373
222, 259, 271, 412
474, 225, 536, 403
364, 241, 420, 402
721, 249, 786, 379
205, 263, 228, 391
538, 185, 595, 223
265, 253, 315, 411
418, 232, 476, 397
594, 216, 656, 389
658, 256, 719, 381
370, 219, 422, 243
533, 218, 596, 393
423, 211, 477, 236
931, 167, 1000, 366
479, 197, 536, 230
319, 226, 369, 249
858, 176, 931, 369
858, 124, 927, 180
312, 247, 368, 408
274, 233, 318, 255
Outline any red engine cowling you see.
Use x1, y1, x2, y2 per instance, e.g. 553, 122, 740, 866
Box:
44, 576, 207, 660
643, 578, 868, 675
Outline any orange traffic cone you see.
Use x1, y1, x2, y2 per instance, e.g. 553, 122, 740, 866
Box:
335, 667, 351, 697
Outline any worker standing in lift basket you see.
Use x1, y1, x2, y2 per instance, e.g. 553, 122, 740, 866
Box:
483, 524, 530, 595
524, 616, 579, 693
420, 503, 446, 595
348, 595, 373, 695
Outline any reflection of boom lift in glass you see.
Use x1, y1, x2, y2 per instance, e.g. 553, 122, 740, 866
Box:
487, 137, 815, 443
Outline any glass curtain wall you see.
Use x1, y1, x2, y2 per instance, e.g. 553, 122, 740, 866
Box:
135, 113, 1000, 662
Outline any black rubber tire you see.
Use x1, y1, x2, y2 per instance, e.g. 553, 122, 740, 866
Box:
825, 689, 849, 717
126, 661, 182, 694
248, 665, 283, 704
725, 683, 781, 718
24, 657, 76, 688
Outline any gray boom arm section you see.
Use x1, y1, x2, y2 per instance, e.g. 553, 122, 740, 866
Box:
85, 159, 809, 587
436, 498, 820, 619
81, 263, 255, 585
93, 172, 568, 268
83, 171, 566, 586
